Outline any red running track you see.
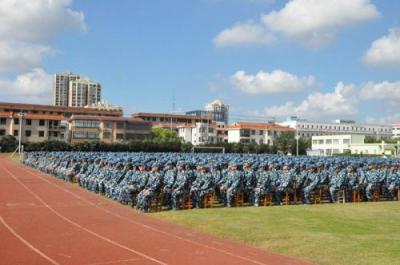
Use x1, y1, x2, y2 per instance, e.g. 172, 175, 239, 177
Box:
0, 156, 312, 265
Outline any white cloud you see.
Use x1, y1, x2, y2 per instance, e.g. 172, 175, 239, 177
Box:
363, 28, 400, 66
0, 68, 53, 103
360, 81, 400, 100
265, 82, 358, 118
214, 22, 275, 47
0, 0, 85, 73
0, 41, 52, 72
231, 69, 316, 95
262, 0, 379, 46
0, 0, 85, 42
214, 0, 379, 47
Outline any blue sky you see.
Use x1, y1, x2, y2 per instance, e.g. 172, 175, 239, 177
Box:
0, 0, 400, 124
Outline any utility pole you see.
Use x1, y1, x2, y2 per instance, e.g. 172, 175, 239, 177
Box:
17, 112, 25, 154
295, 131, 299, 156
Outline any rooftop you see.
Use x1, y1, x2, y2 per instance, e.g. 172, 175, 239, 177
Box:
228, 122, 295, 132
0, 102, 123, 116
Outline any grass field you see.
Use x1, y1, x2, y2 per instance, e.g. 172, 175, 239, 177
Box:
153, 202, 400, 265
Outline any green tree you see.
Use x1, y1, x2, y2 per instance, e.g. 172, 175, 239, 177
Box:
275, 132, 295, 154
364, 136, 380, 143
0, 135, 18, 152
151, 128, 182, 143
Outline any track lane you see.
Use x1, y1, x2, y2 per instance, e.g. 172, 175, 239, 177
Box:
0, 160, 166, 265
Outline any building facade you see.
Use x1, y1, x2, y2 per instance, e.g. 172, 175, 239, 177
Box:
69, 79, 101, 107
53, 72, 80, 107
392, 124, 400, 138
0, 102, 123, 144
311, 135, 364, 156
280, 116, 393, 139
186, 99, 229, 125
68, 115, 151, 143
227, 122, 294, 145
178, 122, 217, 146
311, 134, 399, 156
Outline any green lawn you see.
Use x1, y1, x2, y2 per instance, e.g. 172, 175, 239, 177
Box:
153, 202, 400, 265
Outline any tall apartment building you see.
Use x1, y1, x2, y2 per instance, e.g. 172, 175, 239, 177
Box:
53, 72, 102, 108
69, 79, 101, 107
53, 72, 80, 106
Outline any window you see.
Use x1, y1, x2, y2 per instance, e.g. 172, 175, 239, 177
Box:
87, 132, 99, 139
0, 129, 5, 136
39, 120, 45, 126
73, 131, 87, 139
312, 140, 317, 145
103, 132, 112, 139
104, 122, 112, 128
25, 130, 31, 137
326, 139, 332, 144
343, 139, 350, 144
116, 122, 125, 129
14, 118, 19, 125
116, 133, 124, 140
38, 131, 45, 137
13, 130, 18, 136
333, 139, 339, 144
74, 120, 99, 128
318, 140, 324, 144
126, 122, 150, 130
26, 119, 32, 126
0, 118, 6, 125
259, 130, 264, 135
251, 130, 256, 135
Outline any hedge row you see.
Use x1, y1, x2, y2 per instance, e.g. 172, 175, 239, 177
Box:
20, 140, 291, 154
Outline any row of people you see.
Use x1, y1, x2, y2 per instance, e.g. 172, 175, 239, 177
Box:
23, 152, 400, 211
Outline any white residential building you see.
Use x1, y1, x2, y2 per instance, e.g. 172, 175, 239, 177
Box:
178, 122, 217, 146
69, 79, 101, 108
311, 134, 399, 156
311, 135, 364, 156
53, 72, 80, 106
227, 122, 294, 145
392, 124, 400, 138
280, 116, 392, 139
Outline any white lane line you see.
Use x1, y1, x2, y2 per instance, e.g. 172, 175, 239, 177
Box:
0, 216, 61, 265
0, 163, 168, 265
18, 162, 274, 265
85, 258, 142, 265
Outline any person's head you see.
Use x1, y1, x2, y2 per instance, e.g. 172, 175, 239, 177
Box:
177, 162, 184, 171
151, 163, 159, 173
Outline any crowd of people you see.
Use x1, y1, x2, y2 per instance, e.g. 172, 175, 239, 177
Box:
23, 152, 400, 212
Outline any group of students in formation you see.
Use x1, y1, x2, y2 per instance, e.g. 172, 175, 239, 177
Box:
23, 152, 400, 212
